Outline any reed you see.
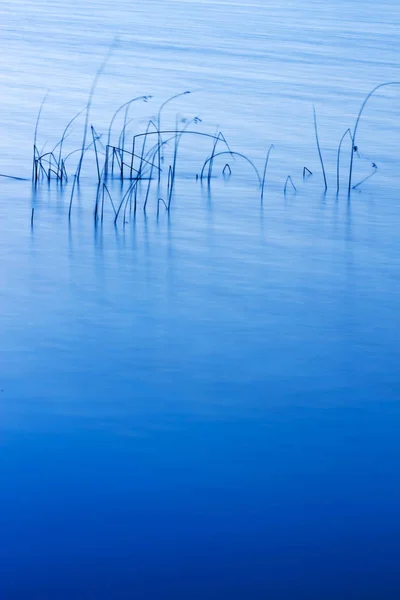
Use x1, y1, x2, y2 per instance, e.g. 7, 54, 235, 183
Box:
91, 126, 101, 182
17, 80, 399, 224
201, 151, 261, 186
69, 41, 116, 219
284, 176, 296, 194
157, 91, 191, 182
348, 82, 400, 194
56, 109, 84, 175
352, 161, 378, 190
313, 105, 327, 192
32, 91, 49, 183
336, 128, 352, 193
260, 144, 274, 202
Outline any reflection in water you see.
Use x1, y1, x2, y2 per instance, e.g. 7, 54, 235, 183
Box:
2, 172, 400, 598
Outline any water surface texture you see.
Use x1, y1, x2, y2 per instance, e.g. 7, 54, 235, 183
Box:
1, 1, 400, 599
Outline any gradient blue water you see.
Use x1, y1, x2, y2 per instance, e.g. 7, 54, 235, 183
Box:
1, 1, 400, 598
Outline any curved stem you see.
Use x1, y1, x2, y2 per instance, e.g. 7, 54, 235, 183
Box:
348, 81, 400, 194
32, 90, 49, 181
261, 144, 274, 202
107, 96, 149, 148
313, 105, 327, 192
200, 151, 261, 185
336, 128, 352, 193
157, 91, 191, 181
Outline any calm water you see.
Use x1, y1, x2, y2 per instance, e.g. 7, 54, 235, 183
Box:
1, 1, 400, 598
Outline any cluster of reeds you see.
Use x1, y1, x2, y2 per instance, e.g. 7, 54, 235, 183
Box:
32, 88, 269, 222
29, 81, 399, 222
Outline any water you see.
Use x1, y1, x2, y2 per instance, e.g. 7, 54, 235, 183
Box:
1, 1, 400, 598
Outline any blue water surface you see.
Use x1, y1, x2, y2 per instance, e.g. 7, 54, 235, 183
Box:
1, 0, 400, 597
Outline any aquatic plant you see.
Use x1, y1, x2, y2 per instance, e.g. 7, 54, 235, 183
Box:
347, 81, 400, 194
313, 105, 327, 192
24, 81, 400, 222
